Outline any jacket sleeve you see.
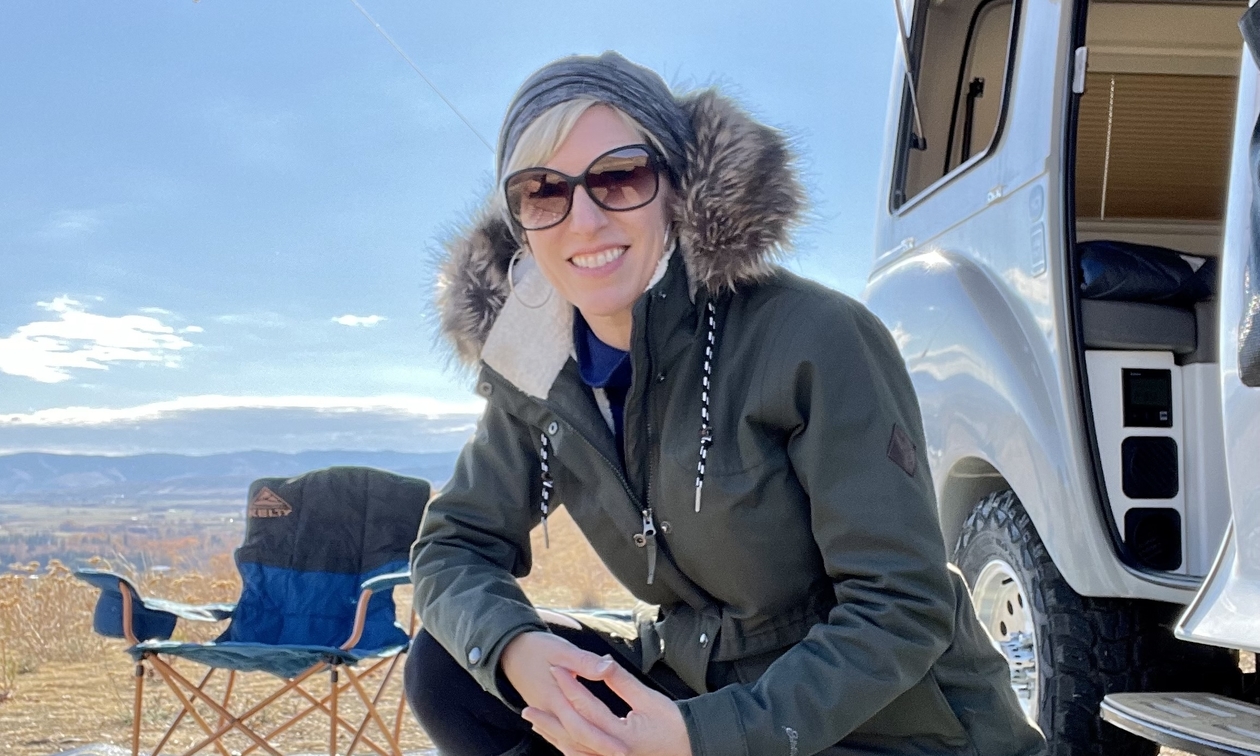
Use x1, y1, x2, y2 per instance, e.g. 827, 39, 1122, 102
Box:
676, 297, 957, 756
410, 398, 551, 703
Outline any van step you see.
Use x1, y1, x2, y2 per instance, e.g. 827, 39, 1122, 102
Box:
1101, 692, 1260, 756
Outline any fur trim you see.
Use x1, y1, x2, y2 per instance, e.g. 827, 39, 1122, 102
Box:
434, 88, 804, 368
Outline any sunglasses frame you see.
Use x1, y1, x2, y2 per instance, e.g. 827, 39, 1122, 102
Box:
503, 143, 665, 231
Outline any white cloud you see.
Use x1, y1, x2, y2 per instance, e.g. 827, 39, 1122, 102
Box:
0, 395, 486, 456
333, 314, 386, 327
0, 394, 485, 427
214, 312, 287, 328
182, 326, 205, 334
0, 297, 197, 384
42, 209, 103, 237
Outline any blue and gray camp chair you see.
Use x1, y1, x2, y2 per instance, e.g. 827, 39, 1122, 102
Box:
75, 466, 429, 756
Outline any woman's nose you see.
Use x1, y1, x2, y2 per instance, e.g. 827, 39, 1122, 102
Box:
567, 186, 609, 233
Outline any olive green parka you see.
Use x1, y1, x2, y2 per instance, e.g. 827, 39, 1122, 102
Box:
412, 90, 1046, 756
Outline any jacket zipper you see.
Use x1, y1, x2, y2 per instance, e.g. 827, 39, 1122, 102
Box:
551, 415, 659, 585
639, 298, 660, 586
489, 373, 660, 585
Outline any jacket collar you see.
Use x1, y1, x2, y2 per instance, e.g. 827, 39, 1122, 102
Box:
434, 89, 805, 397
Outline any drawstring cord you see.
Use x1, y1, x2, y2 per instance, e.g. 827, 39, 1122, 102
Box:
538, 432, 552, 548
695, 300, 716, 513
535, 299, 717, 545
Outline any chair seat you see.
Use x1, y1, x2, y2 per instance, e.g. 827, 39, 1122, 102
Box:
1081, 299, 1197, 354
129, 639, 408, 679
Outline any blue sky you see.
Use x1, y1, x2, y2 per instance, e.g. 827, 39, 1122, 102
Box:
0, 1, 899, 454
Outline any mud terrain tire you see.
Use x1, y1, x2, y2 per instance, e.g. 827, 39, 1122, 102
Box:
955, 489, 1241, 756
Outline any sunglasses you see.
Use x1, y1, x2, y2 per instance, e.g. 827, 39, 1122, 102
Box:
504, 144, 664, 231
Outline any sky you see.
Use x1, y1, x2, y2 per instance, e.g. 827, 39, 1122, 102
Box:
0, 1, 900, 455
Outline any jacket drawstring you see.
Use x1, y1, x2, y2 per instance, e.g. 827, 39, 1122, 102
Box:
538, 432, 552, 548
695, 300, 717, 513
535, 299, 717, 545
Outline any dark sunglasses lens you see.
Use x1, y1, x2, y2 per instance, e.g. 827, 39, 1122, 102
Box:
586, 148, 659, 210
506, 170, 571, 230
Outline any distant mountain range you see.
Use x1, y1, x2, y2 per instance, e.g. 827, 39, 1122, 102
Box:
0, 450, 459, 502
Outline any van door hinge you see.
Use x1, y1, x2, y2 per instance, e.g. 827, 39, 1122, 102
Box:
1073, 46, 1089, 94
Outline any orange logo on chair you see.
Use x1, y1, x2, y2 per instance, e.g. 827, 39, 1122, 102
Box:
248, 487, 293, 518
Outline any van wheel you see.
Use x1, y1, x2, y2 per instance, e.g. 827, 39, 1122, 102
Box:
955, 490, 1241, 756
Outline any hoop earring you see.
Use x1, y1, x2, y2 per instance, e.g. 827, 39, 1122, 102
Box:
507, 248, 552, 310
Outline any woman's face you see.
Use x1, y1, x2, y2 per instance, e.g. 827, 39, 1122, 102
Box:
523, 105, 670, 328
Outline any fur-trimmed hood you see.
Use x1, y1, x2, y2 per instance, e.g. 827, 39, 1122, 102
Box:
435, 89, 805, 372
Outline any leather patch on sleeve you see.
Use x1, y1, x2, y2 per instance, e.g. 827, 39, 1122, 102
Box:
887, 424, 918, 478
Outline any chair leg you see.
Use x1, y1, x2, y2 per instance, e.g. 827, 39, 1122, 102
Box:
346, 654, 403, 756
273, 675, 392, 756
152, 668, 217, 756
330, 667, 340, 756
342, 664, 403, 756
147, 657, 278, 756
132, 661, 145, 756
217, 670, 236, 733
237, 667, 393, 756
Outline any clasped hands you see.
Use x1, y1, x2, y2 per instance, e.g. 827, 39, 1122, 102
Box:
500, 631, 692, 756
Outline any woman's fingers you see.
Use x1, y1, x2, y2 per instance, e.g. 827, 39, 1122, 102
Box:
546, 668, 629, 756
522, 707, 598, 756
584, 657, 660, 711
551, 665, 625, 730
550, 643, 612, 674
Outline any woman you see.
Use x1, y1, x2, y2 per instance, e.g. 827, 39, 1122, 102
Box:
406, 52, 1046, 756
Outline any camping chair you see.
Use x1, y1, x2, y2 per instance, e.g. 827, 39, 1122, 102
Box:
75, 466, 430, 756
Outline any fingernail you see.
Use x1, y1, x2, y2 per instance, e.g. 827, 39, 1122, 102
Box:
596, 658, 613, 672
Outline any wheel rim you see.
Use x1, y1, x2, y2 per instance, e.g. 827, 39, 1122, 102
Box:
972, 558, 1039, 719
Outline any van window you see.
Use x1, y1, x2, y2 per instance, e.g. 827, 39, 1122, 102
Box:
892, 0, 1020, 207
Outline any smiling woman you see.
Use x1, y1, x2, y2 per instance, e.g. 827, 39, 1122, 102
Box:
407, 51, 1047, 756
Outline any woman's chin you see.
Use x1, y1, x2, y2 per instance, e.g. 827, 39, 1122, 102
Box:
569, 291, 638, 323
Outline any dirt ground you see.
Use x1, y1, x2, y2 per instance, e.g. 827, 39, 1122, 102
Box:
0, 509, 632, 756
0, 508, 1246, 755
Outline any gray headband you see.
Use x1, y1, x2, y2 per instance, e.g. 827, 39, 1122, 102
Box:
496, 51, 694, 186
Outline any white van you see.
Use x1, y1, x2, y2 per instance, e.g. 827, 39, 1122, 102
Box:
866, 1, 1260, 754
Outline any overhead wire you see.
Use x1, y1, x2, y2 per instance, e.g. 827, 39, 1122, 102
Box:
347, 0, 495, 154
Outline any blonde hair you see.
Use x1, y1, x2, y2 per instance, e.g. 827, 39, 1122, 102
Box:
498, 98, 670, 223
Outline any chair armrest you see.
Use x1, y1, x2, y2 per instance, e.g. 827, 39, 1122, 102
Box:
360, 570, 411, 595
340, 570, 414, 651
145, 598, 236, 622
73, 569, 234, 643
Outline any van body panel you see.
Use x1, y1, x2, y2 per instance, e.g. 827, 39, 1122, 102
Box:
1178, 44, 1260, 651
869, 0, 1217, 600
867, 235, 1194, 602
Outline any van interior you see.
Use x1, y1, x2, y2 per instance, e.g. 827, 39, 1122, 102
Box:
1071, 0, 1245, 578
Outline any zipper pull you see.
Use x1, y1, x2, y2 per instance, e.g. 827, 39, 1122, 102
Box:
633, 509, 658, 585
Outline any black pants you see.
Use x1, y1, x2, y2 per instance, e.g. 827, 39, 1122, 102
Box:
404, 624, 693, 756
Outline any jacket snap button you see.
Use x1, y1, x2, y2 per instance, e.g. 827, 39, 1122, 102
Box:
477, 382, 493, 397
546, 421, 559, 435
467, 647, 482, 664
699, 633, 708, 647
658, 290, 668, 300
656, 372, 666, 383
660, 521, 672, 534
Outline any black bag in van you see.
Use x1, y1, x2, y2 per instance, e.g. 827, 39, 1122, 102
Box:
1078, 240, 1215, 305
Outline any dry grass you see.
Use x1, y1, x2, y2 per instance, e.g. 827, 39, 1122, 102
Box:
0, 509, 631, 756
0, 509, 1242, 756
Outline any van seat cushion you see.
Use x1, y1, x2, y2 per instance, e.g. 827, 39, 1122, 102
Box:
1079, 240, 1216, 305
1081, 300, 1197, 354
